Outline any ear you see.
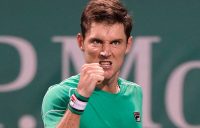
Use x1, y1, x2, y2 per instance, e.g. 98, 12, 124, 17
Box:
125, 36, 133, 54
77, 33, 84, 51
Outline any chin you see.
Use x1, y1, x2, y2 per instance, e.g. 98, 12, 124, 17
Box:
103, 70, 116, 80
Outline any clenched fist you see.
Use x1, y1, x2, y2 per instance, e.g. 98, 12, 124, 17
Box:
77, 63, 105, 98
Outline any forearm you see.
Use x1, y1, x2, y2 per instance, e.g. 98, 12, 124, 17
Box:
57, 110, 80, 128
57, 63, 103, 128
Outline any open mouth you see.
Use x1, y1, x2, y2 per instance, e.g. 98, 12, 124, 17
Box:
99, 61, 112, 69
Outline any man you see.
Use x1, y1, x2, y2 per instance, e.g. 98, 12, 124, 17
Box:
42, 0, 142, 128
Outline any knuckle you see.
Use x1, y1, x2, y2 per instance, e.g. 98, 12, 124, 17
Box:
82, 65, 89, 73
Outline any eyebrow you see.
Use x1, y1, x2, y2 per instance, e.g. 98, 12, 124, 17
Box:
89, 37, 123, 43
89, 38, 102, 43
111, 39, 123, 42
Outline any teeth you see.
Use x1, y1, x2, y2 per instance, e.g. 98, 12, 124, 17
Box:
99, 61, 112, 65
99, 61, 112, 69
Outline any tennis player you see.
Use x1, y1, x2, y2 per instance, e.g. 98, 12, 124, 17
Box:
42, 0, 142, 127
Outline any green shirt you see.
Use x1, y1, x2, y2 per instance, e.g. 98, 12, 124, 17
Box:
42, 74, 142, 128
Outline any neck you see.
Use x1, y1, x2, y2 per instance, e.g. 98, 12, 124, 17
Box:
96, 72, 120, 93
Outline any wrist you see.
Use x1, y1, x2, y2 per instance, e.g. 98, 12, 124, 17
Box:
76, 89, 91, 98
68, 90, 89, 115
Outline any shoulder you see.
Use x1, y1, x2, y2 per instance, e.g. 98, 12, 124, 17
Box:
59, 74, 80, 88
118, 77, 142, 94
42, 74, 80, 112
41, 75, 80, 126
44, 74, 80, 99
46, 74, 80, 96
119, 77, 141, 88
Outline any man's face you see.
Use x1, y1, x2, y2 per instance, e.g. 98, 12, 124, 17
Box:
78, 22, 132, 80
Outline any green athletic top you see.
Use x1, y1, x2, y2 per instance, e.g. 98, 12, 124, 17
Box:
42, 74, 142, 128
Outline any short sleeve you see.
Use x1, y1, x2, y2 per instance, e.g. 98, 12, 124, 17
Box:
41, 84, 76, 128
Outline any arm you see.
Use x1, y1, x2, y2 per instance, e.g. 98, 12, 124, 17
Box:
56, 110, 80, 128
56, 63, 104, 128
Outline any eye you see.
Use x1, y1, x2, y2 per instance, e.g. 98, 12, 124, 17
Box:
93, 40, 101, 44
111, 40, 120, 46
91, 39, 102, 46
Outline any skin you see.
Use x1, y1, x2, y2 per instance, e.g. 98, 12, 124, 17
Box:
57, 22, 132, 128
77, 22, 132, 97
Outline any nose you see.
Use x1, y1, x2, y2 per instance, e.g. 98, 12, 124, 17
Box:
100, 43, 111, 57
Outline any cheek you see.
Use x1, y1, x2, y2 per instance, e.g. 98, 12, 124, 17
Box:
114, 48, 126, 58
87, 47, 99, 56
116, 55, 125, 65
84, 47, 100, 61
113, 50, 126, 64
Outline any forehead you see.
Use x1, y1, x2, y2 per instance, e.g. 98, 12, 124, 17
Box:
85, 22, 126, 40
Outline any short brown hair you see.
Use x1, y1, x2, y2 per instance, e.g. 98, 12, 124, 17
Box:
80, 0, 133, 39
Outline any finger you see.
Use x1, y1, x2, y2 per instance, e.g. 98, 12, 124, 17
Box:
82, 63, 100, 68
95, 74, 104, 84
87, 68, 104, 76
81, 64, 104, 73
